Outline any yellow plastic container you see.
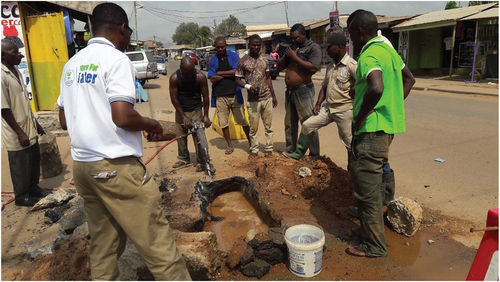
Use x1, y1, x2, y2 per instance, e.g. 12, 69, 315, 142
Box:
212, 108, 249, 140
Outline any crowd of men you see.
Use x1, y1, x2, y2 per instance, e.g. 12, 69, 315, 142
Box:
1, 2, 415, 280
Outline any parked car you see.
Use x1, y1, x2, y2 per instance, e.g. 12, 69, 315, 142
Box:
199, 51, 217, 71
154, 55, 167, 75
265, 54, 279, 80
184, 52, 198, 65
125, 51, 158, 85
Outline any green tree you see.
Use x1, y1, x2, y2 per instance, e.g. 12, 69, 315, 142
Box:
214, 15, 247, 37
172, 22, 199, 45
468, 1, 496, 6
445, 1, 458, 9
172, 22, 213, 48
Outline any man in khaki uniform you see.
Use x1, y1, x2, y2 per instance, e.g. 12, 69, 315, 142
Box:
57, 3, 191, 280
284, 33, 356, 161
1, 39, 48, 207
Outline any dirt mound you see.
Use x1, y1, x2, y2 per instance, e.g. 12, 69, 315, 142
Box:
233, 155, 355, 223
20, 238, 91, 281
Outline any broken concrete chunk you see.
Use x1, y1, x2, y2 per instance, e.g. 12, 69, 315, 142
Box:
174, 230, 223, 281
25, 224, 69, 260
298, 167, 312, 178
38, 131, 63, 179
254, 247, 285, 265
71, 222, 89, 240
58, 197, 86, 235
248, 233, 275, 251
226, 236, 253, 270
30, 189, 75, 212
117, 242, 154, 281
268, 227, 285, 247
387, 197, 423, 237
240, 259, 271, 279
44, 205, 69, 224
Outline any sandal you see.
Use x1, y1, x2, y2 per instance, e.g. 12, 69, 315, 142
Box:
345, 245, 384, 258
264, 151, 272, 157
248, 152, 258, 159
173, 161, 189, 168
195, 164, 204, 172
225, 147, 234, 155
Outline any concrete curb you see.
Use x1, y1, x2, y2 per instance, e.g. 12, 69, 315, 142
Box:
312, 77, 498, 97
412, 86, 499, 97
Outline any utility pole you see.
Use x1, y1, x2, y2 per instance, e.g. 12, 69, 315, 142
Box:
335, 1, 338, 11
284, 1, 289, 27
134, 1, 139, 49
213, 19, 217, 34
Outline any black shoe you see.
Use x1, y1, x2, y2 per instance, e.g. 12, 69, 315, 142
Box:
15, 196, 40, 207
348, 206, 359, 218
30, 187, 50, 198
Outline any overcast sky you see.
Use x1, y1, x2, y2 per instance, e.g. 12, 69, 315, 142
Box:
84, 1, 471, 46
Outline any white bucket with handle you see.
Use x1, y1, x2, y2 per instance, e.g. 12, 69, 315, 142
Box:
283, 220, 325, 277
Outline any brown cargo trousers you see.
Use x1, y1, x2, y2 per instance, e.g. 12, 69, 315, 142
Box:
73, 156, 191, 281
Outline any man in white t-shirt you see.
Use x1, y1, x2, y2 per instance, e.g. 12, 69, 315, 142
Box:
57, 3, 190, 280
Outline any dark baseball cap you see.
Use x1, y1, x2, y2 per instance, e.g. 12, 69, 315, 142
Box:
320, 33, 347, 48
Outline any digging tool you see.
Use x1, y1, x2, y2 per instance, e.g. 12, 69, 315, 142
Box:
144, 121, 216, 177
470, 226, 499, 232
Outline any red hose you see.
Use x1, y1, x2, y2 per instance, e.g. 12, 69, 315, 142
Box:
144, 136, 181, 165
2, 137, 181, 208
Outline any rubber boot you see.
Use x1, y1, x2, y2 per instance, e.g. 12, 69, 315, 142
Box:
283, 133, 313, 160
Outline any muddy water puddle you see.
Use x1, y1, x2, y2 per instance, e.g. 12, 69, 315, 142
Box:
203, 191, 269, 252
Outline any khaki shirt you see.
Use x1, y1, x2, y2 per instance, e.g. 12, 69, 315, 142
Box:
321, 53, 357, 113
1, 64, 38, 151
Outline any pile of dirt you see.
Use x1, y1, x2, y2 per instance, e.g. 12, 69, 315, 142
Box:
19, 238, 91, 281
232, 155, 356, 224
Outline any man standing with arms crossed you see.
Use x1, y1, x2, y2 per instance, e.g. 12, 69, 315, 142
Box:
277, 24, 322, 157
235, 34, 278, 158
284, 33, 356, 161
58, 3, 190, 280
208, 37, 251, 155
346, 11, 415, 258
170, 57, 211, 172
2, 40, 48, 207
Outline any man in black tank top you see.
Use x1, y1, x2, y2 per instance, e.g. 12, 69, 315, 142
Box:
169, 57, 211, 172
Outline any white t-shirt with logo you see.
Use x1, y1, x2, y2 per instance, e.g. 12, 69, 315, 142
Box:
58, 37, 142, 162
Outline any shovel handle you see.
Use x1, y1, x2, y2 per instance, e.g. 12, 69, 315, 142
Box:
470, 227, 499, 232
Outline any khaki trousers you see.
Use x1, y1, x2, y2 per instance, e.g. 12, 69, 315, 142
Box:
175, 108, 205, 166
301, 105, 352, 150
246, 98, 274, 154
73, 157, 191, 281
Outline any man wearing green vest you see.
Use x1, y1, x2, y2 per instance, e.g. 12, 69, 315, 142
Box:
346, 10, 415, 257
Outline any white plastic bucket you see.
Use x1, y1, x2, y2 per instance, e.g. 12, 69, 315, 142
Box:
283, 222, 325, 277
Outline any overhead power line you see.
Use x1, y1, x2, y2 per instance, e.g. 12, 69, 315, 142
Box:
138, 1, 281, 14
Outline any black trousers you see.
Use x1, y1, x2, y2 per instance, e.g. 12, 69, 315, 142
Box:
8, 141, 40, 198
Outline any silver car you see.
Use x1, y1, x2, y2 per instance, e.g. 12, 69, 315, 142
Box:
154, 56, 167, 75
125, 51, 159, 85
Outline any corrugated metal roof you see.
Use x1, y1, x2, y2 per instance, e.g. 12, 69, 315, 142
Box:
393, 3, 497, 31
46, 1, 105, 15
226, 37, 246, 45
247, 24, 288, 33
461, 6, 498, 20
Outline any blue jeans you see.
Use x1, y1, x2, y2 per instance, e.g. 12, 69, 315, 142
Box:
349, 131, 394, 257
284, 84, 320, 156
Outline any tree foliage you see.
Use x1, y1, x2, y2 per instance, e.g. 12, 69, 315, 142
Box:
468, 1, 496, 6
172, 22, 213, 48
445, 1, 458, 9
214, 15, 247, 37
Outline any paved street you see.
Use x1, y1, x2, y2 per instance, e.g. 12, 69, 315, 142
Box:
1, 60, 497, 227
156, 60, 498, 224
